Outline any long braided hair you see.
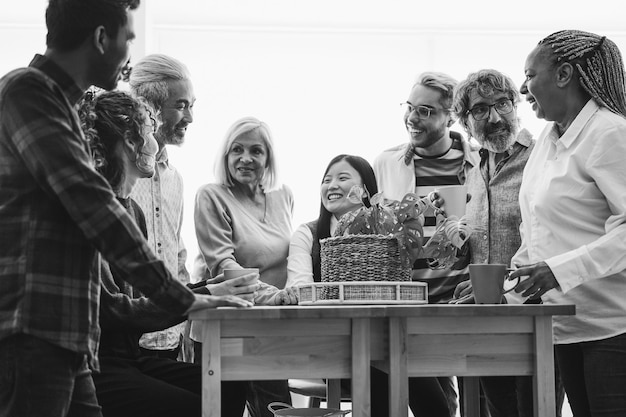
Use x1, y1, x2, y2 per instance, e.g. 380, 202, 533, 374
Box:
538, 30, 626, 117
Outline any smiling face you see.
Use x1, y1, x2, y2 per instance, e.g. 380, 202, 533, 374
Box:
404, 84, 451, 152
467, 90, 519, 153
520, 45, 561, 122
156, 79, 195, 147
227, 129, 268, 187
320, 159, 364, 219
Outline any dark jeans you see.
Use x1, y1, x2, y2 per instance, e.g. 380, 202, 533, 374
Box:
337, 368, 450, 416
555, 332, 626, 417
409, 376, 453, 417
194, 341, 291, 417
0, 333, 102, 417
94, 356, 246, 417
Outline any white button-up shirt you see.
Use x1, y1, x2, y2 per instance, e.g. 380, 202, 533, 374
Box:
511, 100, 626, 344
131, 148, 189, 351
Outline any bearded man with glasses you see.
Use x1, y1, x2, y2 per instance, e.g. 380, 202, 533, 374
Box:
449, 68, 565, 417
373, 71, 480, 417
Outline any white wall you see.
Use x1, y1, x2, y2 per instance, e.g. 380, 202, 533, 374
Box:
2, 0, 626, 272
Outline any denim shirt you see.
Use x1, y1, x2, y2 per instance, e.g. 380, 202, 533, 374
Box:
466, 129, 535, 266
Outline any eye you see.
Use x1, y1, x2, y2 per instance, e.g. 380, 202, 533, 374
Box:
472, 105, 488, 117
495, 100, 511, 111
416, 106, 431, 118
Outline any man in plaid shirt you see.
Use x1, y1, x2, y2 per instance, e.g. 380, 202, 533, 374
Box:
0, 1, 250, 416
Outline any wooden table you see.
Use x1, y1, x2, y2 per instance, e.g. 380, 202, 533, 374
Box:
190, 304, 574, 417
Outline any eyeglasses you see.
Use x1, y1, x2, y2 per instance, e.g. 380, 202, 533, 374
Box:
401, 102, 444, 119
468, 99, 514, 121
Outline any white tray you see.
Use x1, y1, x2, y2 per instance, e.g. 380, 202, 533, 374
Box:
296, 281, 428, 305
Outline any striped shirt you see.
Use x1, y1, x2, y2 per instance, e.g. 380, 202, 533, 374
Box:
0, 54, 194, 369
132, 149, 190, 351
411, 133, 470, 303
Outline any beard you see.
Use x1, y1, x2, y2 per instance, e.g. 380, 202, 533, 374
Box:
476, 119, 519, 153
158, 120, 187, 146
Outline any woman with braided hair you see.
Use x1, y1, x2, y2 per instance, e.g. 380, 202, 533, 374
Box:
507, 30, 626, 416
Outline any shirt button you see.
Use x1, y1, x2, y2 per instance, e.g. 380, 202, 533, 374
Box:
157, 242, 162, 247
156, 213, 160, 217
483, 234, 488, 240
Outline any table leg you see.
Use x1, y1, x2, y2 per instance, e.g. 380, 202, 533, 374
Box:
351, 318, 371, 417
534, 316, 555, 417
389, 317, 408, 417
202, 320, 221, 417
327, 379, 341, 409
463, 377, 480, 417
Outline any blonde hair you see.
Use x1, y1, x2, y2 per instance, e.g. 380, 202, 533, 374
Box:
539, 30, 626, 117
214, 117, 279, 191
415, 72, 458, 111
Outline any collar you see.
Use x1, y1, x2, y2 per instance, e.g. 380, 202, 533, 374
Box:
156, 147, 170, 166
549, 99, 599, 149
29, 54, 84, 105
403, 131, 472, 165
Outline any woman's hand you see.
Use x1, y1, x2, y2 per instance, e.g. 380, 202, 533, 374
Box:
508, 261, 560, 300
206, 272, 259, 303
272, 287, 299, 305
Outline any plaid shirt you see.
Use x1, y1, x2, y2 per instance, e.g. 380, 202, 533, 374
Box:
131, 149, 190, 350
0, 55, 195, 369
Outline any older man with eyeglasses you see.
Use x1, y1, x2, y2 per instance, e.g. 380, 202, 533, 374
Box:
449, 68, 565, 417
373, 71, 480, 417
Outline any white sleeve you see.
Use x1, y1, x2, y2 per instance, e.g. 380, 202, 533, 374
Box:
286, 223, 315, 287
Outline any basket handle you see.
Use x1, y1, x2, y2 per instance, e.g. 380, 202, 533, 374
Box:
267, 402, 293, 413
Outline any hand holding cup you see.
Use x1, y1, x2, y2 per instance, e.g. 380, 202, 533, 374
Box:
207, 268, 260, 303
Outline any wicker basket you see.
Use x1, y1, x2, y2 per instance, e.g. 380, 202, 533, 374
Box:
320, 234, 411, 283
297, 281, 427, 305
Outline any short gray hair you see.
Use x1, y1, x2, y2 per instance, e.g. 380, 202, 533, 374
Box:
128, 54, 191, 110
453, 69, 520, 134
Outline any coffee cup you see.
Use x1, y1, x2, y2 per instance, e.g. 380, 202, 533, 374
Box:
224, 268, 259, 283
435, 185, 468, 219
469, 264, 520, 304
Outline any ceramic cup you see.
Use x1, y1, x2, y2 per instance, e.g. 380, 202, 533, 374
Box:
435, 184, 468, 219
469, 264, 520, 304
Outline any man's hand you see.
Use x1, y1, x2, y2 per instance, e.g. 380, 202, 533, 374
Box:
508, 261, 559, 300
449, 280, 475, 304
186, 294, 253, 314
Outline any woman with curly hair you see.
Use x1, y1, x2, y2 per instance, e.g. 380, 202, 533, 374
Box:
78, 90, 248, 417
